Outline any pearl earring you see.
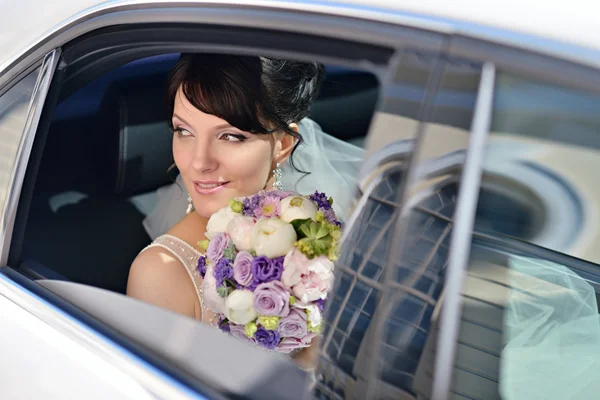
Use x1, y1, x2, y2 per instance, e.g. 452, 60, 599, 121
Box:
272, 162, 283, 190
186, 194, 194, 214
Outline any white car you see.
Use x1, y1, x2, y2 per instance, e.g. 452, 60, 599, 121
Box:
1, 1, 600, 399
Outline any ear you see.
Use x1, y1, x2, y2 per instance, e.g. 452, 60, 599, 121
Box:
274, 123, 299, 165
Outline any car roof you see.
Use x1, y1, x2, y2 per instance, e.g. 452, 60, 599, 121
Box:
1, 0, 599, 76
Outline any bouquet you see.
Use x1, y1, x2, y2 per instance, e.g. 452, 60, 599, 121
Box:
196, 190, 342, 353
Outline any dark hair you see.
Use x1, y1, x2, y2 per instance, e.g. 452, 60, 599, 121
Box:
166, 53, 325, 171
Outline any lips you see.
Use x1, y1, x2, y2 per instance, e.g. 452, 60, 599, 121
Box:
193, 181, 229, 195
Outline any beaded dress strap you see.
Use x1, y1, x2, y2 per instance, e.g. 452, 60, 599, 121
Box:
143, 234, 206, 321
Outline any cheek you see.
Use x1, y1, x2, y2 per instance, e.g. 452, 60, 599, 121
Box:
224, 143, 272, 188
172, 136, 190, 171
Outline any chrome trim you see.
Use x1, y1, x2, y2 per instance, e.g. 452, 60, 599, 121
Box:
0, 49, 60, 265
431, 62, 496, 400
0, 273, 205, 399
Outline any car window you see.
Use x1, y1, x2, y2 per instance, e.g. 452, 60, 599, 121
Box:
449, 70, 600, 399
317, 49, 482, 399
0, 65, 45, 260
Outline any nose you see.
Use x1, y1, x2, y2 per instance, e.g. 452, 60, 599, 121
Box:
190, 136, 218, 173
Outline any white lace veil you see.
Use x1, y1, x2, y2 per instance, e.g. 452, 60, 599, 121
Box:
142, 118, 364, 240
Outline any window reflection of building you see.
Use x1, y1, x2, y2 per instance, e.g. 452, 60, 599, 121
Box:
315, 165, 455, 399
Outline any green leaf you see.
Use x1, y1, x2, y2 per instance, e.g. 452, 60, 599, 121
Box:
217, 286, 229, 298
291, 218, 312, 238
223, 243, 236, 260
225, 278, 237, 288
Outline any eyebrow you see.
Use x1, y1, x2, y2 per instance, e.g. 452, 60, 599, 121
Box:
172, 113, 194, 127
172, 114, 236, 131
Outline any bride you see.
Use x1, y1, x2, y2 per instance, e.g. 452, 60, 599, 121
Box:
127, 52, 360, 369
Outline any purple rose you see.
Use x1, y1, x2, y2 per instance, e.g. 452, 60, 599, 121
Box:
251, 256, 284, 285
277, 308, 308, 339
197, 255, 207, 278
254, 327, 280, 350
254, 281, 290, 317
213, 258, 233, 287
207, 233, 232, 263
276, 332, 316, 353
233, 251, 254, 287
229, 323, 256, 345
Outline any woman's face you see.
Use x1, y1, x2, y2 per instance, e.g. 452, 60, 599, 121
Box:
172, 87, 280, 219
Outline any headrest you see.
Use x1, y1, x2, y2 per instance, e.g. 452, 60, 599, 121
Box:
97, 74, 175, 196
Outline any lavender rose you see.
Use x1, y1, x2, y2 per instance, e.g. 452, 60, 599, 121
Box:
229, 323, 256, 345
251, 256, 284, 285
254, 281, 290, 317
233, 251, 254, 287
206, 232, 232, 263
254, 327, 280, 350
213, 258, 233, 287
276, 332, 316, 353
277, 308, 308, 339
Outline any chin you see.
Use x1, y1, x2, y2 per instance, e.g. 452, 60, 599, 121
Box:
193, 196, 230, 219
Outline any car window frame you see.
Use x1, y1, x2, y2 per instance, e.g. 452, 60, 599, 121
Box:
0, 49, 60, 266
1, 16, 445, 399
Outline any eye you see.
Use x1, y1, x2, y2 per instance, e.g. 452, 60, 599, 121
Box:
220, 133, 247, 142
174, 127, 193, 137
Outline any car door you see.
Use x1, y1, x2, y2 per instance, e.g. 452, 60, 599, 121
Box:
0, 51, 159, 400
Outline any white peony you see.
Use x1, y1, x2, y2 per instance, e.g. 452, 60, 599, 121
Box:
279, 196, 318, 223
205, 206, 238, 239
226, 215, 255, 251
250, 218, 297, 258
225, 290, 257, 325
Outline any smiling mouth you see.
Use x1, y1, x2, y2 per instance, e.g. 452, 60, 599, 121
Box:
193, 181, 229, 195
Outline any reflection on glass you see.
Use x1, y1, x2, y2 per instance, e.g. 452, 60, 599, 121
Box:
456, 71, 600, 399
0, 70, 40, 213
315, 52, 482, 399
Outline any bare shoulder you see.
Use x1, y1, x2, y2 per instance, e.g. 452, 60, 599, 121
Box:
127, 246, 197, 318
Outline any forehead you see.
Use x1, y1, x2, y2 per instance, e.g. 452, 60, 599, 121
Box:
173, 86, 228, 126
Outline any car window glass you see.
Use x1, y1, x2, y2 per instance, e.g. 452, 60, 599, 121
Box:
317, 48, 483, 399
454, 70, 600, 399
0, 69, 40, 216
